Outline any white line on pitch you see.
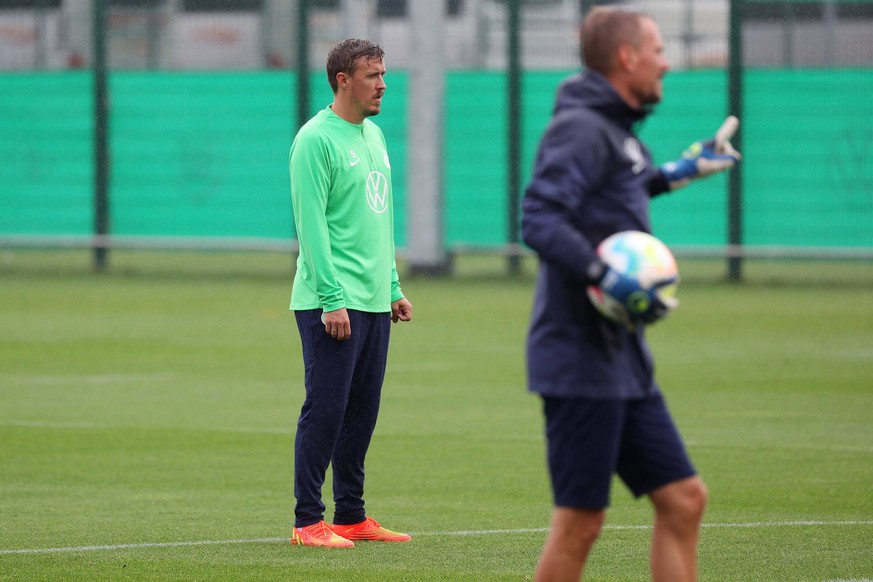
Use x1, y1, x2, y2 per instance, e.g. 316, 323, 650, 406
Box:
421, 520, 873, 536
0, 419, 99, 429
6, 373, 176, 386
1, 520, 871, 556
0, 538, 285, 555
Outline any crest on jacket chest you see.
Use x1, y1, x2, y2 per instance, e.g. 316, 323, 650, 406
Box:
622, 137, 646, 174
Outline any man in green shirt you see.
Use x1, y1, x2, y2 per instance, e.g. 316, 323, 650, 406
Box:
288, 39, 413, 548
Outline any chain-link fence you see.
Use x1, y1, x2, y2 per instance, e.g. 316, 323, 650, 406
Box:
6, 1, 870, 71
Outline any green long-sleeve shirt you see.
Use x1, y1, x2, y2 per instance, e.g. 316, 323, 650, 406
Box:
289, 106, 403, 313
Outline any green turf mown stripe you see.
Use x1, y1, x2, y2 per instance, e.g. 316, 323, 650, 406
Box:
3, 521, 871, 556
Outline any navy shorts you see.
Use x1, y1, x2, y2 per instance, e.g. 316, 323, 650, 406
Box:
542, 393, 697, 510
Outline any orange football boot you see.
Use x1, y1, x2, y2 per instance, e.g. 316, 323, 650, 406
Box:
290, 521, 355, 548
331, 517, 412, 542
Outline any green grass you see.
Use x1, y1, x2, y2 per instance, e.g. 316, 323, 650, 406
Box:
1, 251, 872, 580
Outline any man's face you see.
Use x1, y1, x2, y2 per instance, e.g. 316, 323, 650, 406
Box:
630, 18, 670, 106
347, 57, 387, 119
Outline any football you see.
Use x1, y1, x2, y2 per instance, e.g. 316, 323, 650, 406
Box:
586, 230, 679, 326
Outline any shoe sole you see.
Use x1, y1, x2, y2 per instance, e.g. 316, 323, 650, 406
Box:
290, 539, 355, 548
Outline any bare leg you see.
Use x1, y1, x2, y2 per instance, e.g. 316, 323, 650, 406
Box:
649, 476, 708, 582
535, 507, 605, 582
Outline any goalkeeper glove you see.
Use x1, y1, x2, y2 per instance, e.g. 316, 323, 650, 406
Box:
598, 267, 678, 326
660, 115, 742, 191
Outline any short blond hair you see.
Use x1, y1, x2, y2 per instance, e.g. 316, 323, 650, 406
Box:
580, 7, 648, 74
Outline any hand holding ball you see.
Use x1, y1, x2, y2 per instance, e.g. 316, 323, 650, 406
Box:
586, 231, 679, 328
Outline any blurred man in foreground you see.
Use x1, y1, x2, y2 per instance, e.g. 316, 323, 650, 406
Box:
522, 7, 740, 580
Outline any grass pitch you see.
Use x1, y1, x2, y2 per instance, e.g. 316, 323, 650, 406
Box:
1, 251, 871, 581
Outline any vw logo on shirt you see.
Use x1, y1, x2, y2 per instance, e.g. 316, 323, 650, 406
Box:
366, 171, 389, 214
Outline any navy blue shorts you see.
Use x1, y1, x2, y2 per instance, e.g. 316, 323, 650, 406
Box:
542, 393, 697, 510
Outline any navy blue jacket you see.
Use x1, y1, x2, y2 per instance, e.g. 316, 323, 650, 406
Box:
521, 70, 670, 400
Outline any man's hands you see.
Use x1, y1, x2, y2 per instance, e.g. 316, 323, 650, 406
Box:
322, 298, 413, 341
323, 307, 351, 341
598, 267, 677, 326
391, 297, 413, 323
660, 116, 742, 191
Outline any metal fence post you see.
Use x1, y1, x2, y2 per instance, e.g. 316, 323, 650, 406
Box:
727, 0, 744, 282
296, 0, 310, 132
93, 0, 109, 271
408, 0, 451, 275
507, 0, 522, 275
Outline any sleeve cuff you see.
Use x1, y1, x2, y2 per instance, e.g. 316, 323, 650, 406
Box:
648, 169, 672, 197
586, 259, 609, 285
